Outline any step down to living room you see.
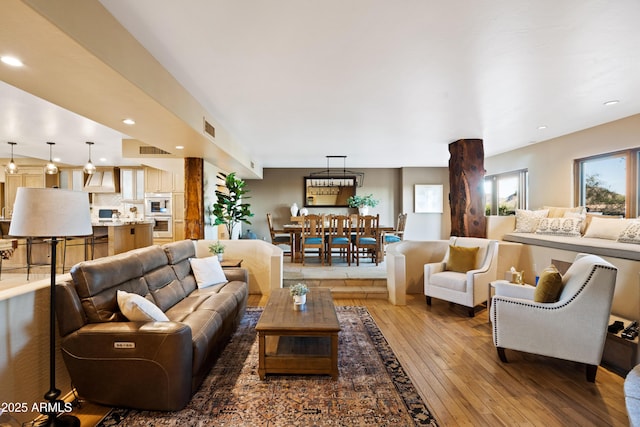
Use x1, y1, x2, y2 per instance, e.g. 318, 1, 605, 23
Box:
283, 259, 388, 299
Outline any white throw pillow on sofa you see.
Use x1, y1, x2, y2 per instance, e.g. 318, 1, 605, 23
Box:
117, 290, 169, 322
535, 217, 582, 237
618, 221, 640, 244
189, 256, 228, 288
514, 209, 549, 233
584, 216, 631, 240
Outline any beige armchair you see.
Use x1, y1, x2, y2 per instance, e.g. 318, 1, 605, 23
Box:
424, 236, 499, 317
490, 253, 618, 382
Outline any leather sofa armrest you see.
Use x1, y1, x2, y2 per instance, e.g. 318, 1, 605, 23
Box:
224, 267, 248, 283
62, 321, 192, 359
60, 321, 194, 411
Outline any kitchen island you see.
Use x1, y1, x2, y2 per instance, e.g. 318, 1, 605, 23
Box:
90, 221, 154, 258
0, 219, 154, 274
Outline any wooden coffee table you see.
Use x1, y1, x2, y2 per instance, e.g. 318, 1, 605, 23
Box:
256, 288, 341, 379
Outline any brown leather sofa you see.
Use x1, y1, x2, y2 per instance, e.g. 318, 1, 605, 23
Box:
55, 239, 248, 411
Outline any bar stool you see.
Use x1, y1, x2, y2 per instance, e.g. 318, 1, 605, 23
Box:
26, 236, 50, 280
62, 236, 90, 273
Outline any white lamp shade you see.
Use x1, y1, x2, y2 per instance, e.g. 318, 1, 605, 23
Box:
9, 187, 92, 237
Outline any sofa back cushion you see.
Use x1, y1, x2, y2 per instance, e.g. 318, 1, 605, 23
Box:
135, 245, 186, 311
71, 251, 148, 323
163, 240, 198, 295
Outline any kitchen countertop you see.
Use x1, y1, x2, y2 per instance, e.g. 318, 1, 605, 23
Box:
91, 221, 154, 227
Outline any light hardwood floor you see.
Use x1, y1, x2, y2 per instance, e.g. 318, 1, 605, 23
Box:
72, 294, 629, 426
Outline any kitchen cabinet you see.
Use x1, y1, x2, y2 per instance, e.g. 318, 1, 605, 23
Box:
173, 192, 185, 241
4, 167, 46, 218
121, 168, 145, 201
144, 167, 174, 193
59, 169, 86, 191
173, 170, 184, 192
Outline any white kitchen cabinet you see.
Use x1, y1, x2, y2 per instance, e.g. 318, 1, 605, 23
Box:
59, 169, 85, 191
121, 168, 145, 201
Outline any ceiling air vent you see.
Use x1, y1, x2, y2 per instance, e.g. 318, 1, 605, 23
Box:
139, 146, 170, 155
204, 118, 216, 139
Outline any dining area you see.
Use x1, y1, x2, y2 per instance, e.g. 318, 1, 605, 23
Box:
268, 213, 406, 267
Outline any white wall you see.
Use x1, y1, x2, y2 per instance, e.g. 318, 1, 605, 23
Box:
485, 114, 640, 209
0, 279, 73, 425
401, 167, 450, 240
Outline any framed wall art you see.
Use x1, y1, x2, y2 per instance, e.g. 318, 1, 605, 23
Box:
414, 184, 443, 213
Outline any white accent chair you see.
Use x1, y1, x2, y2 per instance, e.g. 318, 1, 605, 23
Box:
625, 365, 640, 426
490, 253, 618, 382
424, 236, 499, 317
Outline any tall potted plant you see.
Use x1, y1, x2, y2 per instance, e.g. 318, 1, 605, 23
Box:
212, 172, 254, 239
347, 194, 379, 215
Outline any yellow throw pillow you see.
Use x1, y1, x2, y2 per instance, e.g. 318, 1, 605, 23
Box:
534, 265, 563, 303
445, 245, 479, 273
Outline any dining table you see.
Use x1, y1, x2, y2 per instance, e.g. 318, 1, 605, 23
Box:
283, 216, 394, 263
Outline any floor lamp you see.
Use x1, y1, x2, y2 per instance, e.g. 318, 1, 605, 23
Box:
9, 188, 92, 427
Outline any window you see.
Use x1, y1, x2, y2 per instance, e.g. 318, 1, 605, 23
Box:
485, 169, 528, 215
575, 150, 637, 217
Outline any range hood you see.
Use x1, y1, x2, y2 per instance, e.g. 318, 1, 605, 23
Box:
83, 167, 121, 193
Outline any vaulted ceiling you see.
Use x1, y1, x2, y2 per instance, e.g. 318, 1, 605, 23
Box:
1, 0, 639, 176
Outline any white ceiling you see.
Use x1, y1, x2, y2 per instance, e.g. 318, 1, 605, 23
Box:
2, 0, 640, 169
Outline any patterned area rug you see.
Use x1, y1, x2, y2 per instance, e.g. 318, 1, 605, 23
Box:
97, 306, 438, 426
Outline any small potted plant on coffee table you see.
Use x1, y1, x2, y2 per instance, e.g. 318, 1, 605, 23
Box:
208, 241, 226, 261
290, 283, 309, 305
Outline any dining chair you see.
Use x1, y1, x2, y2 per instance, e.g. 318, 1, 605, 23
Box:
327, 215, 352, 265
266, 213, 293, 262
301, 214, 325, 265
353, 214, 381, 266
383, 213, 407, 250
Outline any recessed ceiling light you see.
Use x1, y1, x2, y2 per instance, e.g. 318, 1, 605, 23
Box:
99, 157, 107, 162
604, 100, 620, 106
1, 56, 23, 67
122, 118, 135, 125
175, 145, 184, 150
537, 125, 547, 130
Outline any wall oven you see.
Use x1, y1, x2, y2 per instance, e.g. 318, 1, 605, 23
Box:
150, 216, 173, 239
145, 192, 172, 217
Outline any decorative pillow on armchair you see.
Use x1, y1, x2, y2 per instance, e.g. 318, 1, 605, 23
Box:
534, 265, 563, 302
514, 209, 549, 232
445, 245, 479, 273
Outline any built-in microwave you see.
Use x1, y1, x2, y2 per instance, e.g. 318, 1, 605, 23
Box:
150, 216, 173, 239
145, 193, 172, 217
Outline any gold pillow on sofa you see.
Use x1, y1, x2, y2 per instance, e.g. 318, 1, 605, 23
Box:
445, 245, 479, 273
534, 265, 563, 303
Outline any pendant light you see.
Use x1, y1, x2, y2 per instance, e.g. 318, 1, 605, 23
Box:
5, 141, 19, 174
83, 141, 96, 175
45, 142, 58, 175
